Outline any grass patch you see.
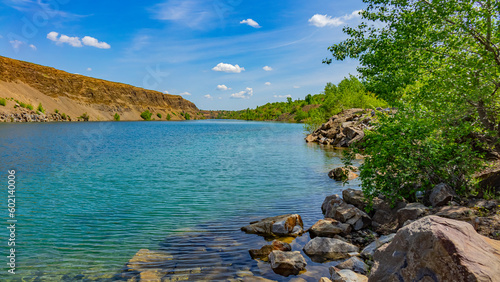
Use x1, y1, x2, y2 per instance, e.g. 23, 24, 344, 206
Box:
78, 112, 90, 121
0, 98, 6, 106
37, 103, 45, 114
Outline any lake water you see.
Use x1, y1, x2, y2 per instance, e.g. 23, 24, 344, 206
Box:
0, 120, 361, 281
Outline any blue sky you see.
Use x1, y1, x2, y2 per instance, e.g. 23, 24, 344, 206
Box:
0, 0, 365, 110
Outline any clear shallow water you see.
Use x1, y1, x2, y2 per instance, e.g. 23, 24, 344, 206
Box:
0, 120, 361, 281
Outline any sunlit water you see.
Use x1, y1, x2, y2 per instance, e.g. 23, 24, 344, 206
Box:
0, 120, 361, 281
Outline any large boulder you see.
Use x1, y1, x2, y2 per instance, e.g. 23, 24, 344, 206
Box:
429, 183, 455, 207
241, 214, 304, 237
303, 237, 359, 262
309, 218, 352, 238
342, 189, 367, 211
369, 215, 500, 281
268, 250, 307, 277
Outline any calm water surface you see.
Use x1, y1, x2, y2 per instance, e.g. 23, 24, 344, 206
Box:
0, 120, 361, 281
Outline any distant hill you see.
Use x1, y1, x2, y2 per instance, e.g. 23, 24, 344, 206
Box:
0, 56, 200, 121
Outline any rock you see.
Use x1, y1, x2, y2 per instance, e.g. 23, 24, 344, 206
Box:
330, 267, 368, 282
242, 276, 277, 282
328, 167, 358, 181
241, 214, 304, 237
303, 237, 359, 262
272, 240, 292, 251
370, 197, 406, 234
309, 218, 352, 238
429, 183, 455, 207
323, 200, 371, 231
396, 202, 429, 228
335, 257, 369, 275
478, 169, 500, 196
249, 245, 275, 260
126, 249, 173, 273
342, 189, 367, 211
319, 278, 333, 282
268, 250, 307, 277
360, 233, 396, 257
434, 205, 474, 220
322, 195, 344, 216
369, 215, 500, 281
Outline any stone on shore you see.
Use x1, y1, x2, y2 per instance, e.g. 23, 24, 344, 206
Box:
241, 214, 304, 237
330, 267, 368, 282
396, 202, 429, 228
303, 237, 359, 262
342, 189, 367, 211
322, 195, 371, 231
249, 240, 292, 260
268, 250, 307, 277
429, 183, 455, 207
309, 218, 352, 238
335, 257, 369, 275
319, 277, 333, 282
369, 215, 500, 281
434, 205, 474, 220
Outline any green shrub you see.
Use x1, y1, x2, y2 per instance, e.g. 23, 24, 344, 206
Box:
55, 109, 59, 113
61, 113, 67, 120
37, 103, 45, 114
184, 113, 191, 120
0, 98, 6, 106
19, 102, 27, 108
343, 103, 483, 207
113, 113, 120, 121
157, 113, 162, 118
140, 110, 152, 121
78, 112, 90, 121
26, 104, 33, 110
166, 114, 171, 121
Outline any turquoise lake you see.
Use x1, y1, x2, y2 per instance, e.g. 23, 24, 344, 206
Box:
0, 120, 361, 281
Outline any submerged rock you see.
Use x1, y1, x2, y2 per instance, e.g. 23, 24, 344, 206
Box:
241, 214, 304, 237
303, 237, 359, 262
249, 240, 292, 260
369, 215, 500, 281
268, 250, 307, 277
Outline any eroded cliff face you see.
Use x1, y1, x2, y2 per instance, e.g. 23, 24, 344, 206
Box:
0, 56, 200, 121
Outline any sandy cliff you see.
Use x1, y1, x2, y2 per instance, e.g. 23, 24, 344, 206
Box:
0, 56, 200, 121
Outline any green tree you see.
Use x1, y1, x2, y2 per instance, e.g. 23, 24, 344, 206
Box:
166, 114, 171, 121
326, 0, 500, 153
114, 113, 120, 121
157, 113, 162, 118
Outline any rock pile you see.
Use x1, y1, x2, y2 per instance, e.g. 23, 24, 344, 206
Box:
0, 108, 72, 122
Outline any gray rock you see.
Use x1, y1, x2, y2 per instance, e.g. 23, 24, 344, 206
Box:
335, 257, 369, 275
319, 278, 333, 282
330, 267, 368, 282
303, 237, 359, 263
309, 218, 352, 238
242, 214, 303, 237
268, 250, 307, 277
322, 195, 344, 216
325, 201, 371, 231
429, 183, 455, 207
342, 189, 367, 210
396, 202, 429, 228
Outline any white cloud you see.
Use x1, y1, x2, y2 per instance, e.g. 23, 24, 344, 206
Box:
231, 87, 253, 99
151, 0, 218, 29
179, 92, 191, 96
87, 67, 92, 71
9, 40, 23, 49
263, 66, 273, 71
218, 97, 222, 100
163, 90, 170, 94
82, 36, 111, 49
240, 19, 261, 28
47, 32, 110, 49
265, 82, 271, 86
216, 84, 231, 91
212, 62, 245, 73
293, 85, 300, 89
204, 94, 213, 99
274, 94, 292, 98
309, 10, 361, 28
29, 44, 36, 50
